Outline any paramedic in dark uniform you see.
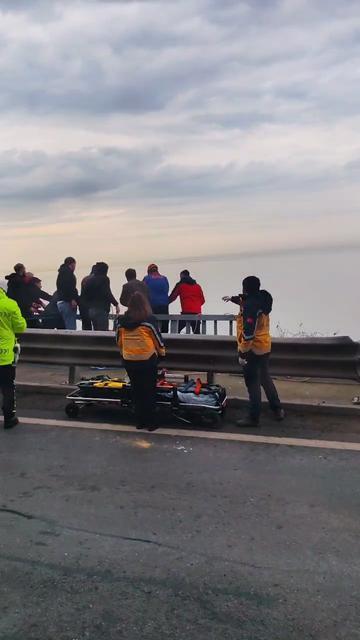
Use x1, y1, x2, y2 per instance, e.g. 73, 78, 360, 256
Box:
117, 291, 165, 431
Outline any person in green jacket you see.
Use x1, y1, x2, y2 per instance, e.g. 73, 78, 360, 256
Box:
0, 280, 27, 429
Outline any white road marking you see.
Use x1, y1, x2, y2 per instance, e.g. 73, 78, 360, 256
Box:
18, 416, 360, 452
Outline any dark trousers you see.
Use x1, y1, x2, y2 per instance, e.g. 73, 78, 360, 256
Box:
178, 313, 200, 334
0, 365, 16, 419
152, 305, 169, 333
243, 352, 281, 422
79, 303, 92, 331
125, 356, 158, 427
89, 308, 109, 331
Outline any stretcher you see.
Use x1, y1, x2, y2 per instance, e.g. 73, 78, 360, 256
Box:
65, 371, 227, 427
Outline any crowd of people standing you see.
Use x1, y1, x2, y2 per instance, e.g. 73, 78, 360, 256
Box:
1, 257, 284, 431
2, 259, 206, 333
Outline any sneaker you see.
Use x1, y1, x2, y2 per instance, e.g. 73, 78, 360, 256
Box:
273, 408, 285, 421
236, 418, 260, 428
4, 416, 19, 430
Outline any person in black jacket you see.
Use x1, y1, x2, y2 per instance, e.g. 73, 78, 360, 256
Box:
22, 275, 53, 328
56, 257, 79, 330
79, 265, 96, 330
120, 268, 149, 308
6, 263, 27, 311
82, 262, 119, 331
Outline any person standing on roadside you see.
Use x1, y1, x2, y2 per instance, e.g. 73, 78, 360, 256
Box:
56, 257, 79, 330
82, 262, 119, 331
223, 276, 284, 427
116, 292, 165, 431
169, 269, 205, 334
120, 268, 149, 308
0, 279, 27, 430
79, 265, 96, 330
143, 264, 169, 333
6, 263, 28, 314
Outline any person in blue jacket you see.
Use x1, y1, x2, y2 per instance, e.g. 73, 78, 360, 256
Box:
143, 264, 169, 333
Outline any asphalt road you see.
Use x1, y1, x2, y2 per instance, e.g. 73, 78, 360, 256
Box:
0, 422, 359, 640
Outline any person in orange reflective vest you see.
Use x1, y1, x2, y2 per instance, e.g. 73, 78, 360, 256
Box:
223, 276, 284, 427
117, 292, 165, 432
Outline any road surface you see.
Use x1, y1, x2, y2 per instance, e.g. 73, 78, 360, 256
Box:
0, 420, 359, 639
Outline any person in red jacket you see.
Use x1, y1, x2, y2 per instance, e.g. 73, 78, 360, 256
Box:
169, 270, 205, 334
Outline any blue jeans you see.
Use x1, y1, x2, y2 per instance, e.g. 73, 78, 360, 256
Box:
57, 301, 77, 330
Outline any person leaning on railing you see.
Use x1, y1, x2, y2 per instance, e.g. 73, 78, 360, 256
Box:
168, 269, 205, 334
116, 292, 165, 432
120, 268, 149, 308
223, 276, 284, 427
143, 264, 170, 334
0, 279, 27, 430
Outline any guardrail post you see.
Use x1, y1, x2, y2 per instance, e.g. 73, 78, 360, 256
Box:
68, 365, 77, 385
170, 319, 178, 334
229, 320, 234, 336
185, 321, 191, 334
207, 371, 215, 384
201, 320, 207, 334
214, 320, 218, 335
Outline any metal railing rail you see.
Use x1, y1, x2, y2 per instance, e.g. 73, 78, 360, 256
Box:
29, 313, 237, 335
18, 330, 360, 384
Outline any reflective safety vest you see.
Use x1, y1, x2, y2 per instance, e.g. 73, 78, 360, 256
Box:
0, 289, 27, 366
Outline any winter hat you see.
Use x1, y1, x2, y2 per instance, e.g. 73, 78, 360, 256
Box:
147, 263, 158, 274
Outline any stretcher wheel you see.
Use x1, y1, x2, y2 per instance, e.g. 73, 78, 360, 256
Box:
65, 403, 80, 419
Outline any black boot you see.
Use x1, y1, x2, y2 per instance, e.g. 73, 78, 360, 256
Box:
4, 415, 19, 430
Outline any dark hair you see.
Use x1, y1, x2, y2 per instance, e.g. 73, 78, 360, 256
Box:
14, 263, 25, 274
127, 292, 152, 323
94, 262, 108, 276
147, 263, 158, 274
125, 268, 136, 281
242, 276, 261, 295
64, 257, 76, 266
181, 269, 190, 277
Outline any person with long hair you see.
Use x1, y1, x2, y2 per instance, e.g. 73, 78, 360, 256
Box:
116, 291, 165, 431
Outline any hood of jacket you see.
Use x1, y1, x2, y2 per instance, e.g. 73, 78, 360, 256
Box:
5, 272, 24, 284
58, 263, 72, 274
180, 275, 196, 285
244, 289, 273, 316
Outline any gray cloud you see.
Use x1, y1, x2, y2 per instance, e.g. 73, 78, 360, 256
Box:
0, 0, 359, 123
0, 145, 350, 210
0, 0, 359, 248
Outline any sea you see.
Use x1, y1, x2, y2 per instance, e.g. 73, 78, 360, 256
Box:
35, 247, 360, 340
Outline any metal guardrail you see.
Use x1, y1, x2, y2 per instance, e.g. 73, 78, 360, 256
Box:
138, 314, 236, 335
30, 313, 237, 335
19, 330, 360, 384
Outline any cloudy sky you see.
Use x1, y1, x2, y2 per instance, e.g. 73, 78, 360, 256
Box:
0, 0, 359, 272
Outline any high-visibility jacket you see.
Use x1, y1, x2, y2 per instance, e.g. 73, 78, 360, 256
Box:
0, 289, 27, 366
233, 290, 273, 356
236, 312, 271, 355
117, 315, 165, 362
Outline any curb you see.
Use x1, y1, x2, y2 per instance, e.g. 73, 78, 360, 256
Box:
228, 396, 360, 417
16, 382, 360, 417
